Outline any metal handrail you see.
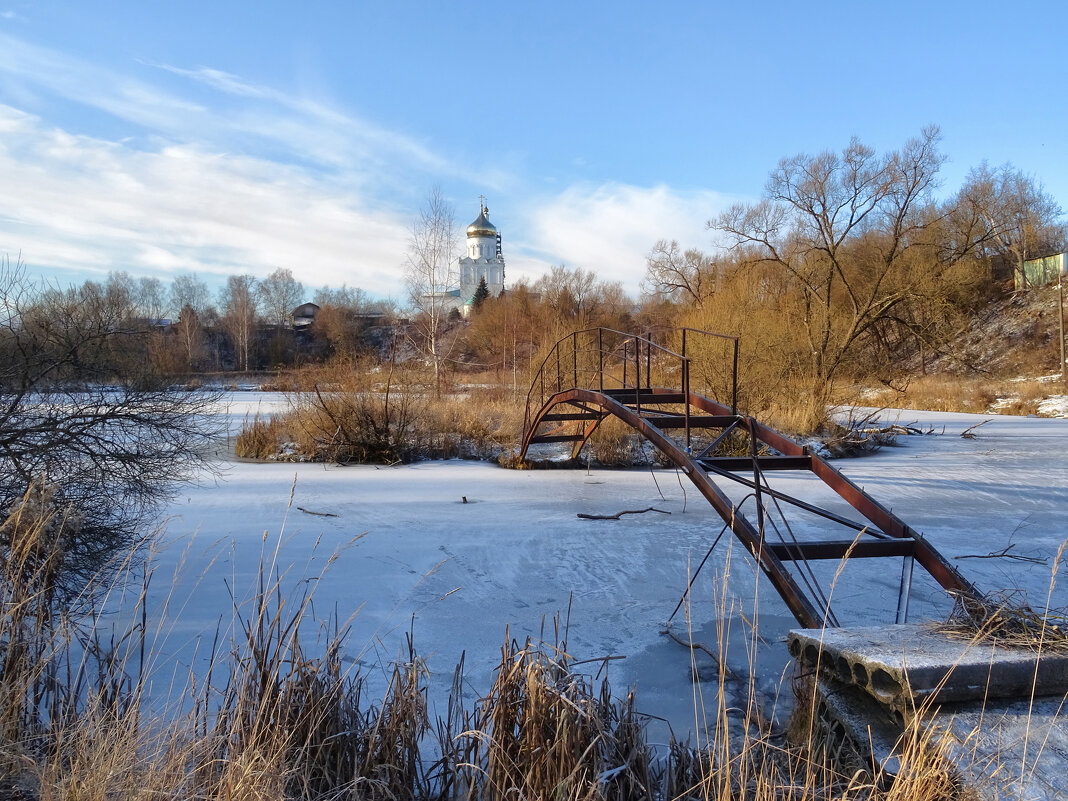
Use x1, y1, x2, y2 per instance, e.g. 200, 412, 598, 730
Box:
522, 326, 740, 448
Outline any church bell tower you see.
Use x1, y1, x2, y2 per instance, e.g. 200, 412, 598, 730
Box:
458, 198, 506, 315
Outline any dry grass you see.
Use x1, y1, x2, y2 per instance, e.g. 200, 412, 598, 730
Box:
233, 360, 526, 464
235, 413, 293, 459
856, 374, 1056, 417
587, 417, 644, 466
0, 485, 1014, 800
937, 591, 1068, 654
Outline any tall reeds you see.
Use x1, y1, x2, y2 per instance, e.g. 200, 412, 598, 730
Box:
0, 489, 1012, 800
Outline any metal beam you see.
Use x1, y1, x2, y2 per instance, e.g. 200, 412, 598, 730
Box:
765, 539, 915, 561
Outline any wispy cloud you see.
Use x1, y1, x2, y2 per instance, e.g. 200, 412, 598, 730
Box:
0, 105, 411, 297
0, 31, 727, 301
0, 33, 207, 131
0, 32, 480, 298
155, 63, 454, 178
0, 32, 472, 192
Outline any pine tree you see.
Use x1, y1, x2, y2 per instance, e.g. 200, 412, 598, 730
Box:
472, 276, 490, 311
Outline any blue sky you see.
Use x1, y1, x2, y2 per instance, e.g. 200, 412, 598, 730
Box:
1, 1, 1066, 301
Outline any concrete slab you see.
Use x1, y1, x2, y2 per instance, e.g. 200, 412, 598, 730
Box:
806, 677, 903, 777
788, 624, 1068, 714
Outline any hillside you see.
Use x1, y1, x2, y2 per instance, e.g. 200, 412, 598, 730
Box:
858, 283, 1068, 418
929, 283, 1064, 378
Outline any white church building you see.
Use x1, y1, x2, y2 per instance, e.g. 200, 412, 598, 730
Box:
421, 200, 506, 319
458, 201, 506, 311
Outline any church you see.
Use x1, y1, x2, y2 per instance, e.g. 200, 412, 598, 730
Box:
458, 199, 506, 310
418, 199, 507, 318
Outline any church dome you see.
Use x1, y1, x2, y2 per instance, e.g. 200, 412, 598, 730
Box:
467, 207, 497, 238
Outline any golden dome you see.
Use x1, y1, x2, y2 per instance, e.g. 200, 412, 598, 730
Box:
466, 206, 497, 238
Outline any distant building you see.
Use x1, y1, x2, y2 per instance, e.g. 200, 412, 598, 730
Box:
292, 302, 320, 329
1019, 252, 1066, 290
420, 200, 507, 319
457, 201, 506, 316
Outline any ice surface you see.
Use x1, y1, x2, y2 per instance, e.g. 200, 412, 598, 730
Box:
140, 399, 1068, 742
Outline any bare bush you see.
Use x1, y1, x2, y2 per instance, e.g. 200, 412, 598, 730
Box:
0, 261, 222, 602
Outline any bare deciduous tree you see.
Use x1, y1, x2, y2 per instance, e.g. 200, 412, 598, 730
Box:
170, 274, 213, 371
711, 127, 950, 404
170, 273, 211, 317
533, 265, 600, 321
258, 267, 304, 328
136, 276, 168, 321
958, 163, 1066, 288
220, 274, 259, 371
405, 187, 459, 396
642, 239, 716, 306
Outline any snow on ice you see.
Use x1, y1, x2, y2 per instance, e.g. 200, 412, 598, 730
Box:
140, 397, 1067, 740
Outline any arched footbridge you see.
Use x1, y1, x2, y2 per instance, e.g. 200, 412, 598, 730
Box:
519, 327, 980, 630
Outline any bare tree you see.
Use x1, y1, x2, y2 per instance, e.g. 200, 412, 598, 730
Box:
711, 128, 950, 404
312, 284, 372, 356
219, 274, 259, 371
314, 284, 369, 311
0, 260, 221, 602
642, 239, 716, 306
405, 187, 459, 396
258, 267, 304, 328
103, 271, 138, 323
170, 273, 211, 317
958, 163, 1066, 288
170, 274, 212, 371
533, 265, 599, 320
135, 276, 168, 321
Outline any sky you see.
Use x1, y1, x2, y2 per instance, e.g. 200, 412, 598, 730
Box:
1, 1, 1066, 304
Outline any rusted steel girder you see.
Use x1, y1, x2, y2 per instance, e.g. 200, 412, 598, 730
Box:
520, 386, 982, 628
525, 388, 826, 627
682, 393, 980, 602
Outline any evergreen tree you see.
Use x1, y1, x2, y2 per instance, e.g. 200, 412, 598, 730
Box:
472, 276, 490, 311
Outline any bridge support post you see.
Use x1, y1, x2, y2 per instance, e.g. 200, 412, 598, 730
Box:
896, 555, 915, 624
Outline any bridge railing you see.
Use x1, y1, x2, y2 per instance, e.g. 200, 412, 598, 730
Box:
522, 327, 739, 443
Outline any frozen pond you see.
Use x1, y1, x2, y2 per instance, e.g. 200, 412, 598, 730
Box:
142, 402, 1068, 741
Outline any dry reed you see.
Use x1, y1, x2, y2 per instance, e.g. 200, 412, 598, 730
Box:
0, 487, 998, 801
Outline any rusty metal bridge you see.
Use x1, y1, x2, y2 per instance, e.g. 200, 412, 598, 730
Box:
519, 327, 980, 630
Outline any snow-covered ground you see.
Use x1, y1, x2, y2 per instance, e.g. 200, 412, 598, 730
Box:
140, 398, 1068, 742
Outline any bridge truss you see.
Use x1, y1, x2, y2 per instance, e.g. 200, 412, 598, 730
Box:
519, 327, 980, 629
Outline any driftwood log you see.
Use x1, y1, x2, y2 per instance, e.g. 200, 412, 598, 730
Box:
577, 507, 671, 520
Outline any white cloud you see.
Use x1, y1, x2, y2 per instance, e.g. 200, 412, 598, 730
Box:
0, 105, 411, 298
0, 32, 737, 306
156, 63, 453, 177
517, 183, 736, 296
0, 33, 207, 132
0, 32, 473, 196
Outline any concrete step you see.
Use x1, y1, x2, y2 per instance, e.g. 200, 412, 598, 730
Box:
788, 623, 1068, 715
790, 626, 1068, 800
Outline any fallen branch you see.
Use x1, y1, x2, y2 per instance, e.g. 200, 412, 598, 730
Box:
296, 506, 339, 518
960, 420, 991, 439
660, 625, 740, 681
955, 543, 1047, 565
577, 507, 670, 520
